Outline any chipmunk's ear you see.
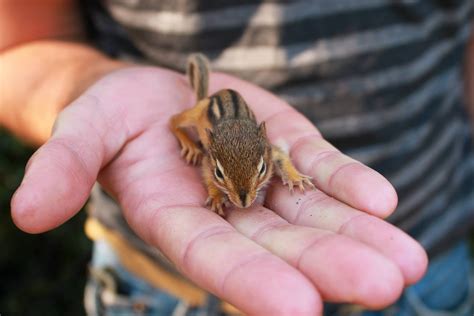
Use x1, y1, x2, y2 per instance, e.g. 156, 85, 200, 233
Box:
258, 122, 267, 136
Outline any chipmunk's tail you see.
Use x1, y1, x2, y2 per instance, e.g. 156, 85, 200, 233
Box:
187, 53, 210, 101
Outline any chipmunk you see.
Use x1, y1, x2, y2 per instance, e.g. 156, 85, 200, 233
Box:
170, 54, 314, 216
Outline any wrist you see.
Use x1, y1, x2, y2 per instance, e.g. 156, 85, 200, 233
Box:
0, 41, 130, 145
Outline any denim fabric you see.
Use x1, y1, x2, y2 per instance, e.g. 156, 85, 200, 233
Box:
326, 240, 473, 316
85, 239, 473, 316
391, 240, 473, 316
84, 239, 226, 316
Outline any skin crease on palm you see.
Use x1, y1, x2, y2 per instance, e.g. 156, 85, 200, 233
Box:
10, 66, 428, 315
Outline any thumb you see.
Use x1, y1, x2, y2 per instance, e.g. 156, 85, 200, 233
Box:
10, 66, 189, 233
11, 95, 127, 233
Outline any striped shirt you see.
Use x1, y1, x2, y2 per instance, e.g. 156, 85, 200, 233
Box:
84, 0, 474, 256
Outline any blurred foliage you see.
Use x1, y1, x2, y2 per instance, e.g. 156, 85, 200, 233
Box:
0, 129, 91, 316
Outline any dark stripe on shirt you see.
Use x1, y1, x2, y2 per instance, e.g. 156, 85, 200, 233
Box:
389, 116, 465, 222
305, 42, 465, 142
124, 7, 471, 92
116, 2, 442, 51
368, 99, 461, 178
107, 0, 285, 13
274, 17, 470, 90
351, 89, 461, 173
408, 164, 474, 242
400, 144, 473, 232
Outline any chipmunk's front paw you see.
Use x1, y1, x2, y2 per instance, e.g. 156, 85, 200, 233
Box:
205, 196, 226, 217
282, 172, 315, 194
179, 140, 202, 165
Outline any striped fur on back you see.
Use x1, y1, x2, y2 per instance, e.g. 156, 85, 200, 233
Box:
207, 89, 256, 125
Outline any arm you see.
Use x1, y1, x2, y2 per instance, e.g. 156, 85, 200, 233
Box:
0, 0, 125, 144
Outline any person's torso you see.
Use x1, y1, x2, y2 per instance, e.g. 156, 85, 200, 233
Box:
85, 0, 474, 255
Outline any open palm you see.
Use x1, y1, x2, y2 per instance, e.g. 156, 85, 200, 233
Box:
11, 66, 427, 315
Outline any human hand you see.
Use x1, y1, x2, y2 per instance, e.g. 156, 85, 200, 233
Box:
11, 66, 427, 315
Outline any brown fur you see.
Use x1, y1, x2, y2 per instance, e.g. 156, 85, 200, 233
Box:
207, 120, 273, 208
169, 54, 314, 216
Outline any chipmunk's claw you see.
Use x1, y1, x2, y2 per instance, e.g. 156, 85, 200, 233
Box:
285, 180, 294, 194
303, 177, 316, 189
180, 141, 202, 165
282, 174, 315, 194
206, 196, 226, 217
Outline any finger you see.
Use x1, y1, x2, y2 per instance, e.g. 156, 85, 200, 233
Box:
211, 74, 398, 218
263, 112, 398, 218
114, 192, 322, 313
10, 68, 188, 233
11, 96, 123, 233
266, 185, 428, 285
97, 127, 323, 315
227, 207, 404, 309
10, 77, 142, 233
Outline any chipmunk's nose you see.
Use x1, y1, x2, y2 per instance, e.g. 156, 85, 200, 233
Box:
239, 190, 248, 208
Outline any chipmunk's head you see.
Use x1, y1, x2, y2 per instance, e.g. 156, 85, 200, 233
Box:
207, 120, 273, 208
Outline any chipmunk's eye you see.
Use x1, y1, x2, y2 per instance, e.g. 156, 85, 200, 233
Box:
215, 167, 224, 181
258, 158, 266, 178
214, 159, 226, 182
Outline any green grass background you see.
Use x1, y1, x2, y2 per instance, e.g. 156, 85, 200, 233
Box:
0, 129, 91, 316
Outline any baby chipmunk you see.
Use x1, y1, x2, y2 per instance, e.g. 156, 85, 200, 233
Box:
170, 53, 314, 216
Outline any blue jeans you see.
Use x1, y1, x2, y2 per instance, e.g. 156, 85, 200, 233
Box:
389, 240, 473, 316
326, 240, 474, 316
84, 239, 225, 316
85, 239, 473, 316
